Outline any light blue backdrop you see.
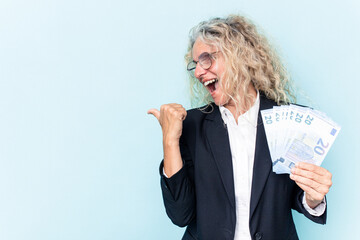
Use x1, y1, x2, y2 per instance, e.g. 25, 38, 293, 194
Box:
0, 0, 359, 239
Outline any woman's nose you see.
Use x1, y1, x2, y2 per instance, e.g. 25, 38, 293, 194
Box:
194, 63, 206, 79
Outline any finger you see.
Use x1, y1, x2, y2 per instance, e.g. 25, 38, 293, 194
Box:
147, 108, 160, 121
295, 162, 330, 176
291, 167, 320, 182
168, 103, 187, 112
162, 105, 187, 121
168, 103, 183, 108
291, 167, 332, 186
295, 181, 325, 202
290, 173, 329, 195
179, 109, 187, 120
173, 110, 186, 121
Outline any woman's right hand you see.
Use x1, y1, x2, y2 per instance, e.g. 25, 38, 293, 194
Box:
147, 104, 187, 144
147, 104, 187, 177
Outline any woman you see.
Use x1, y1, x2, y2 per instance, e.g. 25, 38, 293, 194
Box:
148, 15, 332, 240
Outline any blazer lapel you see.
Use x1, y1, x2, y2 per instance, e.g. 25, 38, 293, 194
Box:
249, 95, 276, 219
204, 104, 236, 208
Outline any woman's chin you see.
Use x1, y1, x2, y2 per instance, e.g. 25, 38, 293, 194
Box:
212, 95, 228, 107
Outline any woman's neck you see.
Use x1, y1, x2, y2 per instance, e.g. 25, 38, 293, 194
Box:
223, 86, 257, 123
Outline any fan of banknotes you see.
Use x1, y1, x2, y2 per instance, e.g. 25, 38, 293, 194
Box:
260, 105, 341, 174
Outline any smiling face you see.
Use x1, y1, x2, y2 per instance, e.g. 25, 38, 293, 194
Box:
192, 38, 229, 106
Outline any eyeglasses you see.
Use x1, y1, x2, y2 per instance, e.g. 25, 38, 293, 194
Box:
187, 51, 219, 72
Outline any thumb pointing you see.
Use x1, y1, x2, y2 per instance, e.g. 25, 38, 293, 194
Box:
147, 108, 160, 121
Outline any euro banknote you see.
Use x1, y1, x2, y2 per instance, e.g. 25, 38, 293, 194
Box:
261, 105, 341, 174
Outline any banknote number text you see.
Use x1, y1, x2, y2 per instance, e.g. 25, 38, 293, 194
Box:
314, 138, 329, 155
265, 115, 272, 124
295, 113, 303, 123
305, 115, 314, 125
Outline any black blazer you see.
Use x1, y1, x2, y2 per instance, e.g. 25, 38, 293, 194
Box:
160, 94, 326, 240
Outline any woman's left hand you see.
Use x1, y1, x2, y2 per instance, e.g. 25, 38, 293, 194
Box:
290, 162, 332, 209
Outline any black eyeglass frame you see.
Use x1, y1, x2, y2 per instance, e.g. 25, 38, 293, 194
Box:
187, 51, 219, 72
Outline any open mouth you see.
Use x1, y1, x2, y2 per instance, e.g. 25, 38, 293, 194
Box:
203, 79, 218, 93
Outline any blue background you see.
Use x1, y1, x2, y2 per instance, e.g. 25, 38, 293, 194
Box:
0, 0, 359, 239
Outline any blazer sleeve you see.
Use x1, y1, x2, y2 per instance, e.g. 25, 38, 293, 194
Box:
159, 139, 196, 228
291, 184, 327, 224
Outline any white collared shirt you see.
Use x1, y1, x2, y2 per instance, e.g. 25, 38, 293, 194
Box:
219, 93, 260, 240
